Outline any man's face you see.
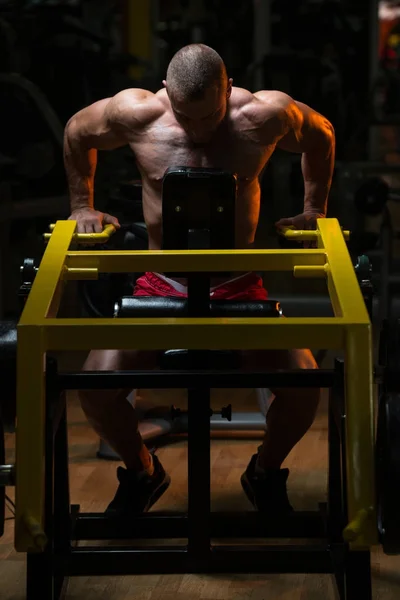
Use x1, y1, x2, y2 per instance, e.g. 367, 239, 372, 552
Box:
169, 81, 232, 144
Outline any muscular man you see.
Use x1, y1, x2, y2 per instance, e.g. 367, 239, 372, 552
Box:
65, 44, 335, 517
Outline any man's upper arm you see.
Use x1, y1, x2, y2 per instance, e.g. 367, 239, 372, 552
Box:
65, 89, 155, 151
254, 91, 335, 154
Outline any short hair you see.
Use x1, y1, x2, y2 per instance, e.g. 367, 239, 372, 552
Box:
166, 44, 227, 102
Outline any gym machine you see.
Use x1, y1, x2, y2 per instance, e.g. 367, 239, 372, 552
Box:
0, 167, 400, 600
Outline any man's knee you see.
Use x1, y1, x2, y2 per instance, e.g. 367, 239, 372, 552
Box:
290, 348, 318, 371
272, 349, 320, 405
79, 349, 157, 411
79, 350, 158, 405
83, 349, 158, 372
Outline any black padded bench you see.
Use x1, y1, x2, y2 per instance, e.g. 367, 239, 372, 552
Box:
115, 296, 282, 370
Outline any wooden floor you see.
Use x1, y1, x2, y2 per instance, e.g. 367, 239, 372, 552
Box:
2, 387, 400, 599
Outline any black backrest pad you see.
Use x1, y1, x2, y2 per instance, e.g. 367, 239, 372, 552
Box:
162, 167, 237, 252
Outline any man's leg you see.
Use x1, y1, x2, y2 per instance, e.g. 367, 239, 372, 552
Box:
79, 348, 158, 472
240, 348, 320, 512
243, 348, 320, 469
79, 348, 171, 515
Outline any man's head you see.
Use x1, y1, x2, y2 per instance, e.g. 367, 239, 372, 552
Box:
163, 44, 232, 143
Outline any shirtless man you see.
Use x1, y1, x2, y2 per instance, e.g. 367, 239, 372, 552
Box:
65, 44, 335, 517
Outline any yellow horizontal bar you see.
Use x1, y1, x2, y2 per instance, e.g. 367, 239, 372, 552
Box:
293, 265, 329, 278
281, 227, 350, 241
45, 222, 116, 244
64, 267, 98, 280
43, 317, 346, 351
65, 249, 327, 274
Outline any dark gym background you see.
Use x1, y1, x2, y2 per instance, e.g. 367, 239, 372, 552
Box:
0, 0, 398, 321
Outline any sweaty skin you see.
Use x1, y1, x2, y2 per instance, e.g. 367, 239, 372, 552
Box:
64, 86, 335, 256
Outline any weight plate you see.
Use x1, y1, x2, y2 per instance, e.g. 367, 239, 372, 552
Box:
376, 391, 400, 554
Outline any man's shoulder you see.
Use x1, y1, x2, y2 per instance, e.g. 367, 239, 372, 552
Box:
232, 88, 293, 124
107, 88, 166, 128
253, 89, 293, 110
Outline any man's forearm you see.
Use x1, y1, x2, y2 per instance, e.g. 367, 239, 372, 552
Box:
301, 134, 335, 216
64, 121, 97, 212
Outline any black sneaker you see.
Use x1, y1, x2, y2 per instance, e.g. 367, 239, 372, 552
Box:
106, 454, 171, 517
240, 452, 293, 514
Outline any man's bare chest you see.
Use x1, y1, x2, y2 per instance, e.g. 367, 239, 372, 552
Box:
131, 126, 273, 183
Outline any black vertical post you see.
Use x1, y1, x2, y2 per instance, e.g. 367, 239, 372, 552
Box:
328, 359, 346, 536
187, 383, 211, 559
53, 393, 71, 598
187, 227, 211, 561
161, 168, 236, 563
329, 359, 346, 600
344, 549, 372, 600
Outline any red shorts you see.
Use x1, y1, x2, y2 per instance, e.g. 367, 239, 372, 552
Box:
133, 272, 268, 301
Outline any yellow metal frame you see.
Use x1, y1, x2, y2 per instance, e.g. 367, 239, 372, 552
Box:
15, 218, 376, 552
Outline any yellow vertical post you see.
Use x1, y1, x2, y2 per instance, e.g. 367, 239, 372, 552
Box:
15, 220, 76, 552
343, 324, 377, 547
15, 327, 47, 552
317, 218, 377, 546
126, 0, 152, 80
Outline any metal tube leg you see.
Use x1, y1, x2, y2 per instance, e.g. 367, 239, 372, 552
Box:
328, 361, 345, 537
328, 360, 346, 600
26, 552, 54, 600
53, 397, 71, 598
187, 386, 211, 561
344, 549, 372, 600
